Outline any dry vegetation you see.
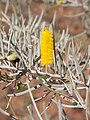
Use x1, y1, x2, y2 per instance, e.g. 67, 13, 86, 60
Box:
0, 0, 90, 120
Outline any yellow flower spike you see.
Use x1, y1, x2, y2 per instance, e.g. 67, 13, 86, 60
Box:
40, 27, 54, 67
57, 0, 62, 6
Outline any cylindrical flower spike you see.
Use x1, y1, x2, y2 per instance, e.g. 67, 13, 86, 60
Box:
40, 27, 54, 66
